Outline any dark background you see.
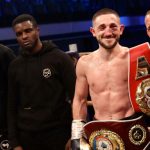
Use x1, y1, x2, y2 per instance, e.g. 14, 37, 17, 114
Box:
0, 0, 150, 54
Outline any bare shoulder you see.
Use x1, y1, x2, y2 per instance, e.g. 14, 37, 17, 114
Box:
76, 50, 97, 72
78, 50, 97, 64
119, 46, 129, 58
121, 46, 129, 53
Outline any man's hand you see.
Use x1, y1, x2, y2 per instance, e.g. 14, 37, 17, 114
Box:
65, 139, 71, 150
14, 146, 23, 150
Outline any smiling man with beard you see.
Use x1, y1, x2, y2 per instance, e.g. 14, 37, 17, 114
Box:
71, 8, 150, 150
72, 7, 132, 126
7, 14, 76, 150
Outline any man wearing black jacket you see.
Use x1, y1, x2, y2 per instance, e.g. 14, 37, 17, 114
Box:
7, 14, 76, 150
0, 44, 15, 150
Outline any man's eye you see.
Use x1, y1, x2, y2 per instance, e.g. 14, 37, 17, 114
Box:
147, 27, 150, 31
16, 32, 22, 37
25, 28, 33, 33
99, 26, 105, 31
110, 25, 118, 30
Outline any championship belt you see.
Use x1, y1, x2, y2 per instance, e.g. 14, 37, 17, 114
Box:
83, 115, 150, 150
129, 42, 150, 115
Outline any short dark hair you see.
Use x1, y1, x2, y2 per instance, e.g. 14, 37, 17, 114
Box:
12, 14, 38, 28
145, 10, 150, 17
92, 8, 120, 22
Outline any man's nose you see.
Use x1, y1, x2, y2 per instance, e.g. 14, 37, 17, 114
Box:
22, 32, 28, 39
105, 27, 113, 35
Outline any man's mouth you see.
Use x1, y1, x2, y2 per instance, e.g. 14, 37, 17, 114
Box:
23, 41, 30, 46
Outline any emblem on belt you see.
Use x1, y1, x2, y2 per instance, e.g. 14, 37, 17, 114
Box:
129, 124, 146, 145
136, 56, 150, 80
136, 78, 150, 116
89, 129, 125, 150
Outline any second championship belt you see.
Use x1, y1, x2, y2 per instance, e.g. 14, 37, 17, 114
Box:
83, 116, 150, 150
129, 42, 150, 115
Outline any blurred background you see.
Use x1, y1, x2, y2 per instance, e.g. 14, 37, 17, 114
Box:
0, 0, 150, 54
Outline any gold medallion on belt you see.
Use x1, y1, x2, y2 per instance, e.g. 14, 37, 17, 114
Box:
89, 129, 125, 150
129, 124, 146, 145
136, 78, 150, 116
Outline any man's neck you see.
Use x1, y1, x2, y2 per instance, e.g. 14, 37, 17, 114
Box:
99, 45, 121, 61
30, 41, 42, 54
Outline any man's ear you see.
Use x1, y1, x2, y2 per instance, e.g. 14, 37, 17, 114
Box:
38, 27, 40, 31
90, 27, 96, 37
120, 24, 125, 35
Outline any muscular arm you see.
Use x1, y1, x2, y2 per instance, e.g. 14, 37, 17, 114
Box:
72, 57, 89, 121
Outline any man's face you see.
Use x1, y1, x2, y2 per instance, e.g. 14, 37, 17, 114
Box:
90, 14, 124, 49
145, 14, 150, 37
13, 20, 39, 51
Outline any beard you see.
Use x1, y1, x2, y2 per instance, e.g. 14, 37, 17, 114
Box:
97, 36, 120, 50
22, 39, 38, 52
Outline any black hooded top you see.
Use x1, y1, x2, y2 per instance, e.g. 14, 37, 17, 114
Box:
7, 41, 76, 147
0, 44, 15, 131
